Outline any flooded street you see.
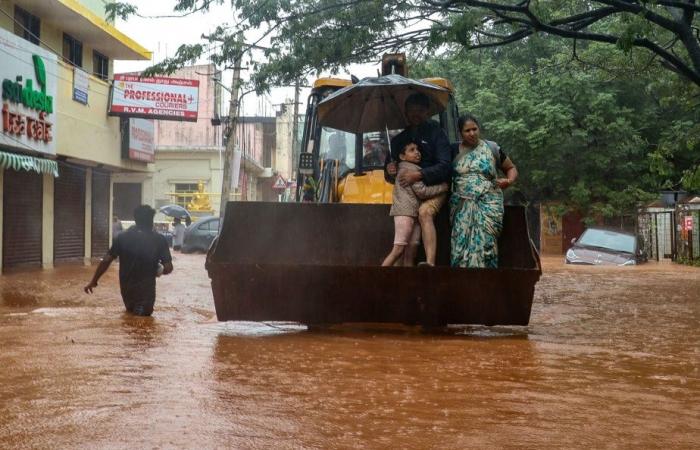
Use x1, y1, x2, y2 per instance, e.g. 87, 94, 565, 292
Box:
0, 255, 698, 449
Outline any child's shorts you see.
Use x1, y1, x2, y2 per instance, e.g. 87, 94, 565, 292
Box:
393, 216, 421, 246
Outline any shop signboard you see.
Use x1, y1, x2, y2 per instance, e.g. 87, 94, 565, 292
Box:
109, 74, 199, 122
123, 118, 155, 163
0, 27, 58, 155
73, 67, 89, 104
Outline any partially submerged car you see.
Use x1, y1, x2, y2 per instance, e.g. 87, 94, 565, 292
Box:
565, 228, 645, 266
182, 216, 219, 253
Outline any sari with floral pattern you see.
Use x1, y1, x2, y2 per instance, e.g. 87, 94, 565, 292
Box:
449, 140, 503, 268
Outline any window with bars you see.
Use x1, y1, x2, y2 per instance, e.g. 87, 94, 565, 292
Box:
93, 51, 109, 81
174, 183, 199, 208
14, 6, 40, 45
62, 33, 83, 67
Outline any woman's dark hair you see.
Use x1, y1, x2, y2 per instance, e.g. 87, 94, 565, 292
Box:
458, 114, 481, 132
400, 138, 423, 155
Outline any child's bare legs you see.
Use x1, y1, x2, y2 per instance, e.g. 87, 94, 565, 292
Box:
402, 244, 417, 266
418, 194, 446, 266
418, 213, 437, 265
382, 244, 406, 266
402, 222, 422, 266
383, 216, 415, 267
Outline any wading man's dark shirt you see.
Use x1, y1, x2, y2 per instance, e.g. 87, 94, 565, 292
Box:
108, 226, 172, 313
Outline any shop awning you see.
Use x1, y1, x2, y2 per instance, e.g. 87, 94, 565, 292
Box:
0, 151, 58, 177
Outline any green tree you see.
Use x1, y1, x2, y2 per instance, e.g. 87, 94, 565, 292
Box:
412, 39, 682, 218
108, 0, 700, 88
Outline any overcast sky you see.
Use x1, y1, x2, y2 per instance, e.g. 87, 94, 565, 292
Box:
112, 1, 378, 117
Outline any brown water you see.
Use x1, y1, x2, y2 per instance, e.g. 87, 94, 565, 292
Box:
0, 255, 698, 449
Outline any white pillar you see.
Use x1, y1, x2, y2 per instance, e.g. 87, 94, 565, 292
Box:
42, 173, 54, 269
84, 168, 92, 264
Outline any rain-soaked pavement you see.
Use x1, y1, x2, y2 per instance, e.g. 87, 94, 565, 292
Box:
0, 254, 698, 449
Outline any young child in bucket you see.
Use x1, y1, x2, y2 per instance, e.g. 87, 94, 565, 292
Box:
382, 139, 449, 266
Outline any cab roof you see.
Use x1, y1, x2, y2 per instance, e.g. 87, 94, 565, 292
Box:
313, 76, 454, 92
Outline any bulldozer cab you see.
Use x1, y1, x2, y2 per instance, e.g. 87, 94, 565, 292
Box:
297, 77, 461, 204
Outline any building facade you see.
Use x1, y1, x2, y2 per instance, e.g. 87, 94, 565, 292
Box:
0, 0, 150, 272
150, 64, 225, 217
151, 65, 290, 213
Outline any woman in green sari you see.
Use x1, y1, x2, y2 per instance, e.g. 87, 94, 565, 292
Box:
450, 115, 518, 268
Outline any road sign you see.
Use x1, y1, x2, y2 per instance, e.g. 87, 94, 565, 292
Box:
272, 175, 287, 189
684, 215, 694, 231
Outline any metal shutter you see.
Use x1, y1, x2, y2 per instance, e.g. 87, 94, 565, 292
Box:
91, 170, 110, 257
54, 163, 85, 262
2, 169, 43, 270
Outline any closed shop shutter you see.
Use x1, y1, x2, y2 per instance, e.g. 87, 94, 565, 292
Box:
91, 170, 110, 257
54, 163, 85, 262
2, 169, 43, 270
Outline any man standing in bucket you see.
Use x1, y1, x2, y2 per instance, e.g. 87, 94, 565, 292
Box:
384, 92, 452, 266
84, 205, 173, 316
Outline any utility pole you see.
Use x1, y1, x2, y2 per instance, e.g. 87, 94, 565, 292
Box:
291, 80, 301, 181
219, 49, 243, 224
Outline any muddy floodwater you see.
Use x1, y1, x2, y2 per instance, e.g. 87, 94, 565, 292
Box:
0, 255, 698, 449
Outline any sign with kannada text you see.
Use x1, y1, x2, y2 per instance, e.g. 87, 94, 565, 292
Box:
0, 27, 57, 155
109, 74, 199, 122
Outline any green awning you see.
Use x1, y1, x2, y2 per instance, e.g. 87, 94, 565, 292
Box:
0, 151, 58, 177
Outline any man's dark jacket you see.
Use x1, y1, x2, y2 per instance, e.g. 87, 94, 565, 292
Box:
383, 120, 452, 186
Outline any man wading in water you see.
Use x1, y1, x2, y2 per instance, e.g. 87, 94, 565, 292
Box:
84, 205, 173, 316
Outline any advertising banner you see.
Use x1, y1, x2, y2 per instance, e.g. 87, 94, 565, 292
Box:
109, 74, 199, 122
126, 118, 155, 162
0, 27, 58, 155
684, 215, 694, 232
73, 67, 89, 104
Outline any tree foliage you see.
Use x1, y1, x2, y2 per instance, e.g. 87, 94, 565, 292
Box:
107, 0, 700, 211
411, 37, 699, 216
108, 0, 700, 89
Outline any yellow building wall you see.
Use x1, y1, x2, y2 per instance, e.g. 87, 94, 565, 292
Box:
0, 1, 12, 30
2, 1, 143, 170
1, 1, 113, 78
54, 60, 146, 170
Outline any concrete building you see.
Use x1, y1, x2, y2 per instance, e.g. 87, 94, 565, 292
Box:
0, 0, 150, 272
151, 63, 292, 212
151, 64, 225, 217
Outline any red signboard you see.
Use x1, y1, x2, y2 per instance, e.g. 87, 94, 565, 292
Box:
127, 118, 155, 162
109, 74, 199, 122
684, 215, 694, 231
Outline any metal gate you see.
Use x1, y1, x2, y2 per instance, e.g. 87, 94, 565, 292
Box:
54, 163, 85, 262
2, 169, 43, 270
91, 170, 110, 257
637, 211, 675, 261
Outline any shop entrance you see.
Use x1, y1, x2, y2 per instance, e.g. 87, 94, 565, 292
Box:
2, 169, 43, 271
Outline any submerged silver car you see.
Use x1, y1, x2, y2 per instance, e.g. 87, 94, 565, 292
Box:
565, 228, 645, 266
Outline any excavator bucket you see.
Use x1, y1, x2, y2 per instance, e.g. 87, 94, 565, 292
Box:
207, 202, 541, 327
